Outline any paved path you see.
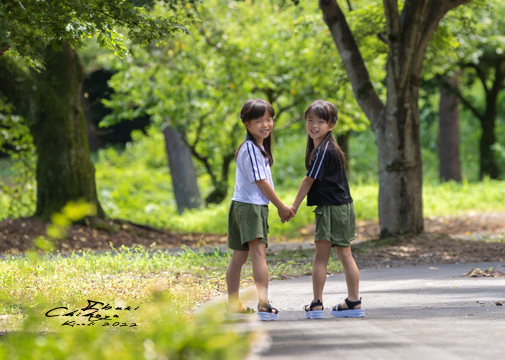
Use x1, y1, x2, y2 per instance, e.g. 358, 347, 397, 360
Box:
244, 261, 505, 359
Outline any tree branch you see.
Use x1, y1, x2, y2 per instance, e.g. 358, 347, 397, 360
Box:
462, 62, 489, 93
16, 1, 25, 11
0, 45, 10, 56
191, 111, 212, 148
377, 32, 390, 45
273, 113, 303, 132
411, 0, 473, 77
186, 141, 218, 188
383, 0, 400, 40
442, 78, 483, 121
319, 0, 384, 128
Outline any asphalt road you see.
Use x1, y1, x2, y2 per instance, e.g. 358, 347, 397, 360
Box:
245, 261, 505, 360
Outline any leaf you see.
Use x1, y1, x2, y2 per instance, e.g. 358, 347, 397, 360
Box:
51, 39, 63, 52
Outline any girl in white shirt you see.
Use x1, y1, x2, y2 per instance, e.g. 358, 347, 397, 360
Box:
226, 98, 293, 321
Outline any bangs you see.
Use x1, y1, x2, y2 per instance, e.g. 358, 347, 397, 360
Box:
305, 101, 331, 122
240, 99, 275, 122
249, 102, 269, 120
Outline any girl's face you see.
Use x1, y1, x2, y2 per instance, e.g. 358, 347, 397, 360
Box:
244, 111, 273, 144
306, 110, 334, 144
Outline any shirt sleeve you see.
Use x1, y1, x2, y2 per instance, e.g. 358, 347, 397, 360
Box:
306, 142, 330, 181
243, 141, 268, 183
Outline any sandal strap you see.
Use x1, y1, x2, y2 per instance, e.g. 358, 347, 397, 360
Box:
344, 297, 362, 309
304, 299, 324, 312
258, 302, 278, 314
243, 306, 255, 314
227, 302, 256, 314
310, 300, 324, 311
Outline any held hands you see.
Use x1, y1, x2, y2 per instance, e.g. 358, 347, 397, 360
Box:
278, 204, 295, 223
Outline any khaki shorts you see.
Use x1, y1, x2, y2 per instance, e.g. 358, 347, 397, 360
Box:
314, 203, 356, 247
227, 201, 269, 251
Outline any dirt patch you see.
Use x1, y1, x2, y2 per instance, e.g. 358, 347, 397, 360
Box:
300, 211, 505, 241
0, 218, 227, 255
351, 233, 505, 269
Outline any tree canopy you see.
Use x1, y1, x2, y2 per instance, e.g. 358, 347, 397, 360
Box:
101, 0, 369, 204
0, 0, 189, 68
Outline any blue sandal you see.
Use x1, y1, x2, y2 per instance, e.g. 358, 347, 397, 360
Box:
304, 299, 324, 319
330, 297, 365, 318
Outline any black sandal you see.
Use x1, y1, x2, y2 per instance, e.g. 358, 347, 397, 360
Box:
304, 299, 324, 319
330, 297, 365, 318
258, 302, 279, 321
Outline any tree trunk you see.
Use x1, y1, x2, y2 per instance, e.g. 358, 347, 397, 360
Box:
479, 112, 500, 179
439, 72, 462, 182
375, 86, 424, 237
162, 125, 203, 213
81, 91, 103, 152
318, 0, 472, 236
30, 44, 106, 220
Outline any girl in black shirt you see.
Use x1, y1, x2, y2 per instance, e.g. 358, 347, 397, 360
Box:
291, 100, 364, 319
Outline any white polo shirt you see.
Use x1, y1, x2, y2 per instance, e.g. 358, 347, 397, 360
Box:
232, 140, 274, 205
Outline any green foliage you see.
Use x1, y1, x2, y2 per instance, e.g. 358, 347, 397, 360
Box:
0, 0, 190, 68
0, 244, 345, 359
0, 298, 250, 360
0, 97, 36, 218
100, 0, 369, 203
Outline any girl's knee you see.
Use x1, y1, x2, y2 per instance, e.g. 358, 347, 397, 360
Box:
336, 246, 353, 258
230, 250, 248, 266
248, 238, 266, 256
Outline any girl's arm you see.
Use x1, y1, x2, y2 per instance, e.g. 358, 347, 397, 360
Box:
291, 176, 315, 214
256, 179, 294, 222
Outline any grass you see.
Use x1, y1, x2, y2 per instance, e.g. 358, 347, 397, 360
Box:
0, 246, 342, 321
91, 174, 505, 237
0, 245, 340, 359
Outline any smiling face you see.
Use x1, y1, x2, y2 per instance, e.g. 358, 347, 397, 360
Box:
244, 111, 273, 146
305, 109, 334, 147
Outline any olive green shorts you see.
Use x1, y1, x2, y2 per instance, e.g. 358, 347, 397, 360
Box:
227, 201, 269, 251
314, 203, 356, 247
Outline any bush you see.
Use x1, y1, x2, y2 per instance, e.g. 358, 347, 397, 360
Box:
0, 299, 251, 360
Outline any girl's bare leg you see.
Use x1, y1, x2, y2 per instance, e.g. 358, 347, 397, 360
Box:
248, 238, 271, 311
226, 249, 249, 312
336, 246, 361, 309
307, 240, 332, 310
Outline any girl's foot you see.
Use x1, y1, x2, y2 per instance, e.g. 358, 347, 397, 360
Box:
226, 301, 256, 321
304, 299, 324, 319
258, 302, 279, 321
228, 301, 255, 313
337, 298, 361, 310
330, 297, 365, 318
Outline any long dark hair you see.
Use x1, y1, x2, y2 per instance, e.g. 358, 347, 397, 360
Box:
235, 98, 275, 166
304, 100, 346, 171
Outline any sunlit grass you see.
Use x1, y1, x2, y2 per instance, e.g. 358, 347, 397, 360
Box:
93, 168, 505, 237
0, 246, 342, 323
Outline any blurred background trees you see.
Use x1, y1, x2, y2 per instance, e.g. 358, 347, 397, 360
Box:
1, 0, 504, 235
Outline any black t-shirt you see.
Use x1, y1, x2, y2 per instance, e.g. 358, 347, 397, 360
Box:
306, 142, 353, 206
